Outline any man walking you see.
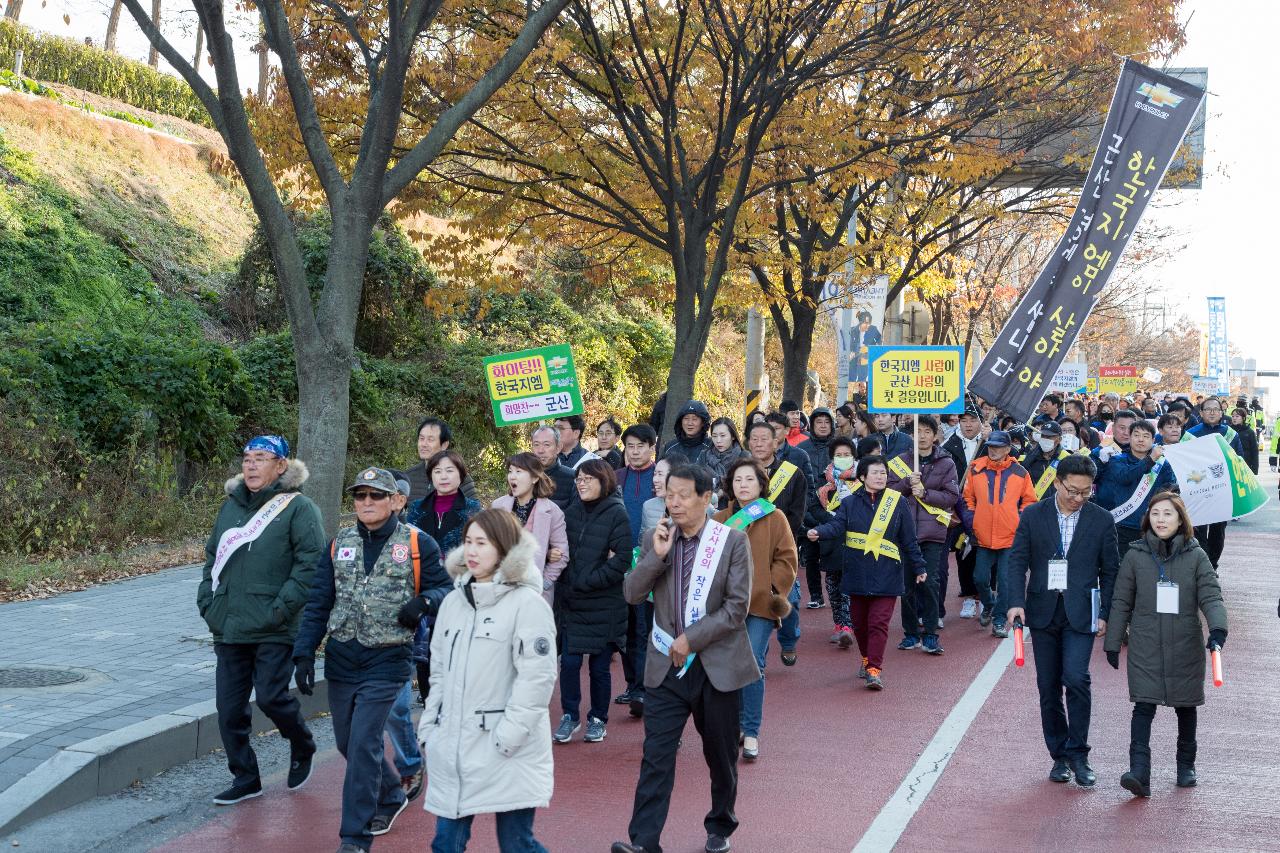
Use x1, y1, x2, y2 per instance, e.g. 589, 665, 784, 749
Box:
293, 468, 448, 852
198, 435, 325, 806
612, 465, 758, 853
531, 424, 577, 510
1006, 454, 1119, 788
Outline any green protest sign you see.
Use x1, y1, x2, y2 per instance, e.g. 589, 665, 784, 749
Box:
482, 344, 583, 427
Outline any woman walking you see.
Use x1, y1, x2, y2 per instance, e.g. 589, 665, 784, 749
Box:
555, 459, 633, 744
704, 417, 749, 496
407, 450, 481, 703
1104, 492, 1227, 797
815, 437, 858, 647
420, 509, 557, 852
712, 457, 797, 761
492, 452, 569, 604
807, 455, 925, 690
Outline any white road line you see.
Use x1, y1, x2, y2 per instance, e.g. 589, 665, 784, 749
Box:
851, 636, 1015, 853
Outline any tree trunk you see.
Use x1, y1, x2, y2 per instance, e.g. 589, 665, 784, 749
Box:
256, 20, 269, 101
4, 0, 22, 22
104, 0, 123, 52
774, 300, 817, 406
192, 23, 204, 69
660, 258, 717, 448
294, 338, 352, 535
147, 0, 161, 67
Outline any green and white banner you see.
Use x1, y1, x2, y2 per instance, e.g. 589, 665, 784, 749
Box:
1161, 434, 1270, 525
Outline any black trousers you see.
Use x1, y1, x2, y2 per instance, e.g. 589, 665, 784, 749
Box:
214, 642, 315, 785
1116, 526, 1142, 561
1131, 702, 1197, 748
1193, 522, 1227, 569
902, 541, 944, 636
802, 540, 824, 602
622, 601, 653, 693
1028, 597, 1094, 762
955, 536, 979, 597
628, 658, 740, 853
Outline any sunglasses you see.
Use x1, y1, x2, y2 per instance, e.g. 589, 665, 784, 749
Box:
351, 490, 391, 502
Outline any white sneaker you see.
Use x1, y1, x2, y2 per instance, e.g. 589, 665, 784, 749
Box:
936, 617, 945, 630
959, 599, 977, 619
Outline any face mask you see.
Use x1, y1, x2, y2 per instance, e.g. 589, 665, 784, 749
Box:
1100, 412, 1113, 422
832, 457, 854, 473
1037, 437, 1057, 454
1060, 435, 1081, 452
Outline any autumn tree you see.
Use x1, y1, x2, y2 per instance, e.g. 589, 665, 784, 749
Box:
739, 0, 1186, 403
429, 0, 953, 444
119, 0, 570, 529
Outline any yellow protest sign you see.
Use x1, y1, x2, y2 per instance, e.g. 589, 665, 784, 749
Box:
867, 345, 965, 414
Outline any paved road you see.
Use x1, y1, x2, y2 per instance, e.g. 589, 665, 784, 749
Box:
11, 473, 1279, 852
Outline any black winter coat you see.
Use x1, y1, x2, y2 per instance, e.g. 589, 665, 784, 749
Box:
558, 494, 634, 655
1236, 423, 1260, 474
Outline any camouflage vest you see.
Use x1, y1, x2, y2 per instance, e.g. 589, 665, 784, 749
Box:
327, 522, 418, 648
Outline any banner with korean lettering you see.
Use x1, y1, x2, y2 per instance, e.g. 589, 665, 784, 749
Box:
1207, 297, 1229, 395
483, 344, 584, 427
969, 60, 1206, 421
1097, 365, 1138, 396
866, 345, 966, 414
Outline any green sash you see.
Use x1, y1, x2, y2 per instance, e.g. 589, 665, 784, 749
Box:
724, 498, 776, 530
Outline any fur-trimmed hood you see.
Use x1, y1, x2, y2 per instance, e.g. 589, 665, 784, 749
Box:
225, 458, 309, 497
444, 530, 544, 594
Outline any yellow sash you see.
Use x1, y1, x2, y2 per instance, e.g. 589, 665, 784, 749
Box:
888, 455, 950, 525
843, 489, 902, 561
826, 478, 862, 510
768, 461, 799, 503
1033, 451, 1071, 498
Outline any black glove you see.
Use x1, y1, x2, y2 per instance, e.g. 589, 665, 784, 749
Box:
1106, 650, 1120, 670
293, 656, 315, 696
397, 596, 433, 630
1206, 628, 1227, 651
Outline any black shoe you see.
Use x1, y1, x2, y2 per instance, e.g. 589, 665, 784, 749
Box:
287, 748, 315, 791
706, 834, 731, 853
614, 688, 635, 705
1049, 760, 1072, 783
629, 693, 645, 718
402, 770, 424, 802
213, 778, 262, 805
611, 843, 650, 853
1121, 743, 1151, 797
1070, 760, 1097, 788
780, 650, 797, 666
1176, 737, 1197, 787
369, 798, 408, 836
805, 598, 824, 609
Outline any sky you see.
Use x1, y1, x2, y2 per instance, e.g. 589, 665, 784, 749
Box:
17, 0, 1279, 406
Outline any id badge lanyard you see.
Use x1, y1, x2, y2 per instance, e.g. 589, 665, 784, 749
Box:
1047, 519, 1069, 592
1154, 553, 1179, 615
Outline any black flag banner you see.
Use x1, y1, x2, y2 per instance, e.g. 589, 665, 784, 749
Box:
969, 60, 1206, 422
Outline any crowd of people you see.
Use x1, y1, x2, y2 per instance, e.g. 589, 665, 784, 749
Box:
196, 388, 1269, 853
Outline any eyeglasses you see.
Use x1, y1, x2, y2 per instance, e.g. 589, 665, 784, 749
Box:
352, 491, 391, 502
1059, 486, 1091, 499
575, 476, 598, 485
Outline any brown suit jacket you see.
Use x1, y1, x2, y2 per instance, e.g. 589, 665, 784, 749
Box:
625, 521, 759, 693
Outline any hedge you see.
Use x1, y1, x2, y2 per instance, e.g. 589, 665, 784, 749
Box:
0, 19, 210, 127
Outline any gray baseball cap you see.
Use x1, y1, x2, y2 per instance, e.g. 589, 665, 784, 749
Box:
346, 467, 399, 494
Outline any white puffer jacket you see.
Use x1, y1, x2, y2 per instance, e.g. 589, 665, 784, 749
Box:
419, 531, 557, 819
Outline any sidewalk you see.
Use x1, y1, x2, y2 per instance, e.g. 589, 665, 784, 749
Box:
0, 564, 325, 832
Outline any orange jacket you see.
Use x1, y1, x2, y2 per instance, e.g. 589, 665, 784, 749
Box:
785, 426, 809, 447
962, 455, 1037, 550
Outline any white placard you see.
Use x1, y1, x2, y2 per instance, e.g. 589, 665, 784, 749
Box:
1048, 362, 1087, 393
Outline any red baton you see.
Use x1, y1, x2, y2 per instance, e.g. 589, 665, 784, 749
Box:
1013, 619, 1025, 667
1211, 648, 1223, 687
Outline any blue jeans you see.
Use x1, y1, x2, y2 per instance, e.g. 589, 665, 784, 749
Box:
384, 679, 422, 777
974, 547, 1010, 626
739, 615, 774, 738
776, 579, 802, 651
328, 678, 406, 850
432, 807, 548, 853
560, 650, 612, 722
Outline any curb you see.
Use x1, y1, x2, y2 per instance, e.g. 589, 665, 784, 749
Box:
0, 676, 330, 835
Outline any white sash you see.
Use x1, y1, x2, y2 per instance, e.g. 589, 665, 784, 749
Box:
210, 492, 299, 591
1109, 458, 1167, 523
651, 518, 733, 651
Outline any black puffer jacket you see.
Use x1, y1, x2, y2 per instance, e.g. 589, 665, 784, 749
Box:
661, 399, 714, 466
557, 494, 634, 655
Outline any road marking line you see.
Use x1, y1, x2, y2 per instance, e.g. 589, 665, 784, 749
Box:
852, 636, 1014, 853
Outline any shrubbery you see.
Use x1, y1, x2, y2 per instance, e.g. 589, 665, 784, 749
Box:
0, 19, 209, 126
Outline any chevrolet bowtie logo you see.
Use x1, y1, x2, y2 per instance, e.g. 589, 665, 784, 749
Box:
1137, 82, 1184, 109
1186, 469, 1206, 484
548, 356, 568, 369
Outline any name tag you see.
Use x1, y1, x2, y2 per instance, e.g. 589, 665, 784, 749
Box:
1047, 560, 1068, 591
1156, 581, 1179, 615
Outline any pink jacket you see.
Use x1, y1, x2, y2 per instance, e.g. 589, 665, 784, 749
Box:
491, 495, 569, 601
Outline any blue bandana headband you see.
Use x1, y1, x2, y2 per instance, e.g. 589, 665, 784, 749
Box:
244, 435, 290, 459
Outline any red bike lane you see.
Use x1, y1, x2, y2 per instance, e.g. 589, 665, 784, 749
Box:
156, 596, 1010, 852
155, 523, 1279, 852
